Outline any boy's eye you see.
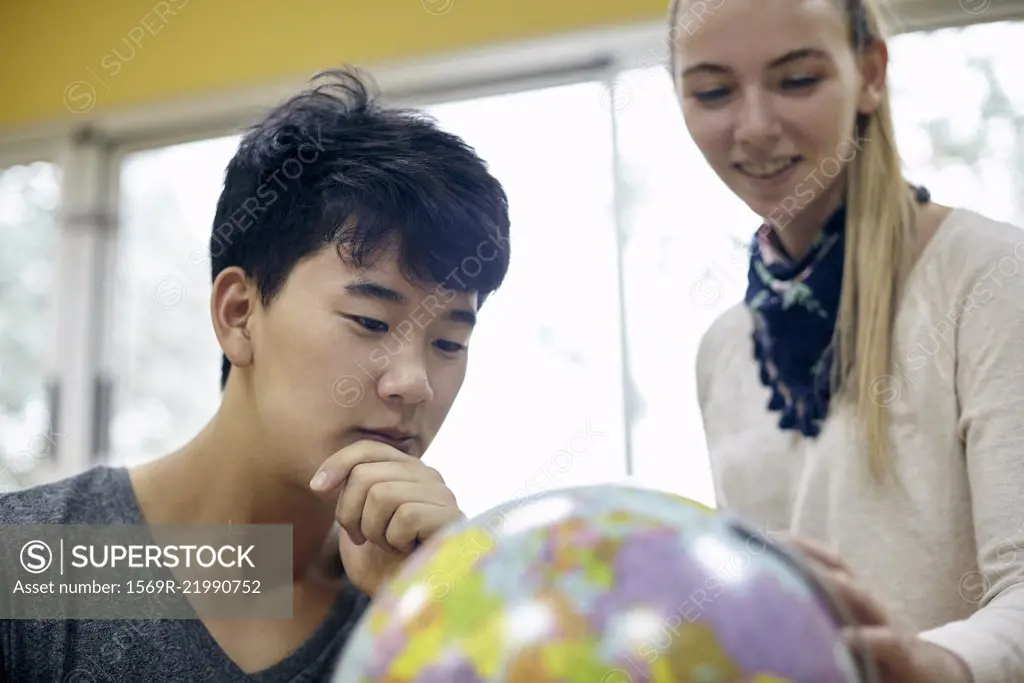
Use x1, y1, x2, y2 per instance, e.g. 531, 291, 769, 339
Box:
435, 340, 466, 353
350, 316, 389, 333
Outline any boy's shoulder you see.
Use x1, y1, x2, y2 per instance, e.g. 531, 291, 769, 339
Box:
0, 465, 141, 525
0, 466, 369, 682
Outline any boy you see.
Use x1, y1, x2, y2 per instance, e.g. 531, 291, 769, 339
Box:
0, 67, 511, 682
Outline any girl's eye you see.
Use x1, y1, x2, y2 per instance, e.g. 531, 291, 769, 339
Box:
694, 87, 731, 103
781, 76, 820, 90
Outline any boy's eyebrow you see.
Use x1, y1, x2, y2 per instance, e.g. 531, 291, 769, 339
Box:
344, 279, 405, 303
449, 309, 477, 327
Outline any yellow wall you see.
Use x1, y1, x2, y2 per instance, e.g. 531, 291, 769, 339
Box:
0, 0, 666, 131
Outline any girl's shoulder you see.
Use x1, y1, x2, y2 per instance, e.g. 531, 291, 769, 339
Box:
915, 206, 1024, 281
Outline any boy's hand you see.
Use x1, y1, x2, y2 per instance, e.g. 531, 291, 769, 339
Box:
310, 440, 464, 597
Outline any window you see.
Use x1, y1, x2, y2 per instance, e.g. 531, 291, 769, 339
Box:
0, 162, 61, 491
422, 81, 630, 516
613, 66, 757, 508
889, 20, 1024, 227
109, 135, 240, 467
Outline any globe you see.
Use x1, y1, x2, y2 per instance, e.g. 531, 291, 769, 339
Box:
331, 484, 863, 682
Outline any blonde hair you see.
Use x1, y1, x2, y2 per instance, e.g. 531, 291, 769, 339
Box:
669, 0, 918, 483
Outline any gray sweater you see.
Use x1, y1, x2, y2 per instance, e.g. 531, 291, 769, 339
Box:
0, 466, 369, 682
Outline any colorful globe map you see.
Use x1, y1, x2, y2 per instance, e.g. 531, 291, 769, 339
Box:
332, 484, 861, 682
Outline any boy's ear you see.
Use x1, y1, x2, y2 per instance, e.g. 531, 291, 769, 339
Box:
211, 267, 256, 370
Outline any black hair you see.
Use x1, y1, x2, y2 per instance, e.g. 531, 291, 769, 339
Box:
210, 67, 511, 388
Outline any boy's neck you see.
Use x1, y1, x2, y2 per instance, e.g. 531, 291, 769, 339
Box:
128, 398, 339, 582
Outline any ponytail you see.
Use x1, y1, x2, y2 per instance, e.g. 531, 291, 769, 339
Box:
834, 0, 917, 484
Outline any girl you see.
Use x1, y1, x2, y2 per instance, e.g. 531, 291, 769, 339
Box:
671, 0, 1024, 680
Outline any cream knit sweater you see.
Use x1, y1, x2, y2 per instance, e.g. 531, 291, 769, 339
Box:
696, 208, 1024, 682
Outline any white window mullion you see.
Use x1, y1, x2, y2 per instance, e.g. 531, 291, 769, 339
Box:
605, 71, 638, 478
45, 129, 118, 481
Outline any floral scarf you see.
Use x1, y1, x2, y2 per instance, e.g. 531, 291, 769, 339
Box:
744, 206, 846, 437
745, 186, 930, 437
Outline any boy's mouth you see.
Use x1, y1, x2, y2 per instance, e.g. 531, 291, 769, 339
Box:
357, 428, 417, 454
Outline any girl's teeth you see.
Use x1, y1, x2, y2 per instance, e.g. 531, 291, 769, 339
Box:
744, 159, 794, 177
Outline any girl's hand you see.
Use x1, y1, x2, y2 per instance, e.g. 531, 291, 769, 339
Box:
783, 534, 974, 683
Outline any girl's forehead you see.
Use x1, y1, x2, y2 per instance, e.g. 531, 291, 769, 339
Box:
672, 0, 850, 65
